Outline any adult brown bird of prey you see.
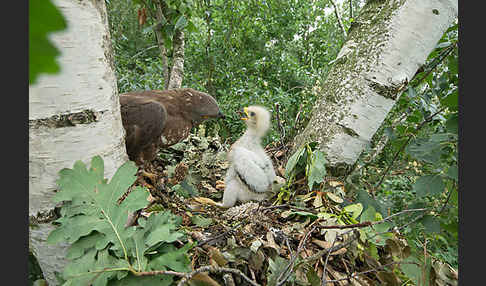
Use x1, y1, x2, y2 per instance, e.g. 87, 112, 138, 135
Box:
119, 88, 224, 166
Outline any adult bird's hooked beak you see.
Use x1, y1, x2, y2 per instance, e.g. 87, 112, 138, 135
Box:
217, 110, 225, 119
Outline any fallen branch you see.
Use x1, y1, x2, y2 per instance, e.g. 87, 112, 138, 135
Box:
175, 266, 260, 286
321, 233, 338, 285
276, 223, 318, 286
325, 261, 418, 283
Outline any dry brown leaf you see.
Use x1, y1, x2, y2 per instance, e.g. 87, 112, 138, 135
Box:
190, 273, 221, 286
328, 180, 344, 187
278, 166, 286, 176
312, 239, 347, 255
208, 246, 228, 267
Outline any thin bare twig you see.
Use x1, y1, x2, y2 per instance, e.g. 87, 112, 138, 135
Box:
325, 261, 417, 283
276, 224, 318, 286
438, 181, 456, 215
131, 45, 158, 59
275, 102, 286, 147
412, 42, 457, 87
329, 0, 347, 38
317, 208, 428, 230
321, 233, 338, 286
349, 0, 353, 19
373, 107, 447, 191
176, 266, 260, 286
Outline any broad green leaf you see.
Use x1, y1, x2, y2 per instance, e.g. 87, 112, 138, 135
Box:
407, 86, 417, 98
146, 224, 184, 247
448, 56, 458, 75
343, 203, 363, 219
148, 244, 193, 272
307, 150, 327, 190
66, 231, 105, 260
413, 175, 445, 197
406, 137, 444, 164
47, 215, 105, 244
356, 189, 386, 216
267, 256, 294, 286
186, 20, 198, 33
306, 267, 321, 286
179, 178, 199, 197
130, 231, 148, 272
29, 0, 67, 84
285, 146, 305, 178
360, 206, 376, 223
445, 113, 458, 134
400, 257, 422, 286
191, 215, 213, 227
420, 215, 441, 234
445, 165, 458, 181
441, 89, 458, 110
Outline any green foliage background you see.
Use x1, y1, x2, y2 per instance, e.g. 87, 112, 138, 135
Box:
106, 0, 458, 278
33, 0, 458, 284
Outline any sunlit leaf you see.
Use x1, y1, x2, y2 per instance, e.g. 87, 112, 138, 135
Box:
29, 0, 67, 84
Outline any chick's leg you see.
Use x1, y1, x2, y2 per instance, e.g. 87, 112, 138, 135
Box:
221, 178, 240, 208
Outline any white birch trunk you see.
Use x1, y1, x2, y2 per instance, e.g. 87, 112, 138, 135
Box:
167, 29, 185, 89
29, 0, 128, 284
293, 0, 458, 175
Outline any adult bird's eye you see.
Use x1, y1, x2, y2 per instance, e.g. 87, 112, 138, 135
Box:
250, 111, 256, 116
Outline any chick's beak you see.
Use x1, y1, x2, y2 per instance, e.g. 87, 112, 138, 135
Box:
240, 107, 249, 121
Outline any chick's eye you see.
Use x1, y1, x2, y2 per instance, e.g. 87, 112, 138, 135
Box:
250, 111, 256, 116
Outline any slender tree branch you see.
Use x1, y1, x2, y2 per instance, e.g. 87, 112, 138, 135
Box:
131, 45, 159, 59
329, 0, 347, 38
373, 107, 447, 191
412, 42, 457, 87
438, 181, 456, 215
349, 0, 353, 19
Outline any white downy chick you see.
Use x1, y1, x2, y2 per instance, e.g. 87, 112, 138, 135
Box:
220, 105, 284, 208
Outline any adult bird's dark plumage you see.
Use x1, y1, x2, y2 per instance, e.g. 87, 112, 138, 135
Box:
120, 88, 224, 166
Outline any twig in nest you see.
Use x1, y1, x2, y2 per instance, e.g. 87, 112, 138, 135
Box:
175, 266, 260, 286
276, 223, 318, 286
321, 233, 338, 286
196, 221, 244, 247
325, 261, 417, 283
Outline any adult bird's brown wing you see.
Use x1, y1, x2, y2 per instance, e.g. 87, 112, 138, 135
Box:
120, 95, 167, 164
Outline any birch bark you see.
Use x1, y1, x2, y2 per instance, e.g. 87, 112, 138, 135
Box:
168, 28, 185, 89
292, 0, 458, 175
29, 0, 127, 283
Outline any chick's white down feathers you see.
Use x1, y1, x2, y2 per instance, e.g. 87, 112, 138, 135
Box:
221, 106, 281, 208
